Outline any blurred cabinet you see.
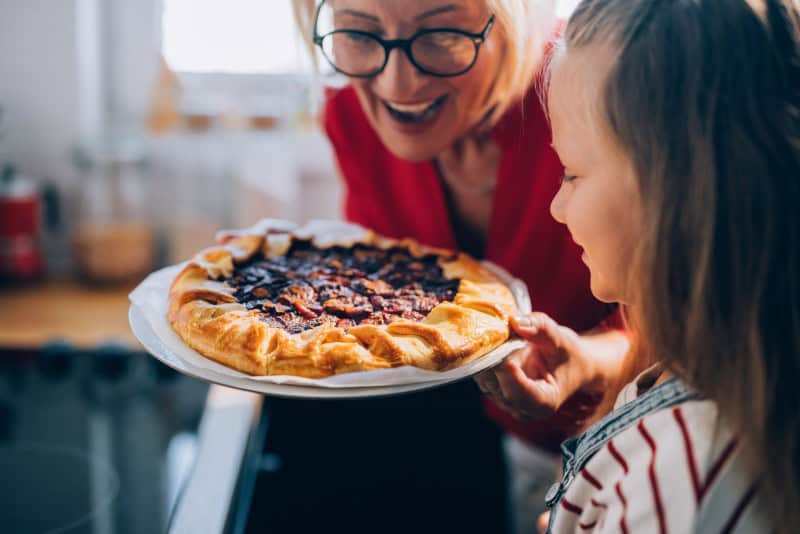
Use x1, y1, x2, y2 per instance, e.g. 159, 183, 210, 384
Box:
147, 129, 342, 264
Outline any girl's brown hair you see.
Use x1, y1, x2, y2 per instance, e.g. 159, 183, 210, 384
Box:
564, 0, 800, 529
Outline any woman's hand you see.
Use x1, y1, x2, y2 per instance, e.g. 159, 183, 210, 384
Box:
475, 312, 626, 424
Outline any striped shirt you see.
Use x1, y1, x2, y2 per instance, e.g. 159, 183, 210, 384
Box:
550, 377, 770, 533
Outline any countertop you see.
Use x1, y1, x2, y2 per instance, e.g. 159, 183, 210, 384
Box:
0, 281, 140, 349
0, 282, 265, 534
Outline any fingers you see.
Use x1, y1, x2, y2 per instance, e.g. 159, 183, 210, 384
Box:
511, 312, 570, 356
474, 369, 502, 399
476, 355, 535, 419
477, 313, 587, 422
494, 358, 558, 420
512, 312, 557, 338
476, 314, 575, 421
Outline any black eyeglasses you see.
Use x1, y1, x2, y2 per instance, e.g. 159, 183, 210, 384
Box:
313, 2, 495, 78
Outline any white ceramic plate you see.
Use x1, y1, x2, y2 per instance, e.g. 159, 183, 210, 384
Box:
128, 223, 531, 398
129, 304, 485, 399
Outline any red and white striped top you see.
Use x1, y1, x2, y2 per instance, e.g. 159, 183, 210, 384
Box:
551, 391, 769, 533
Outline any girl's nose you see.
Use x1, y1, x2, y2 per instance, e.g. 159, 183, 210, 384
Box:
550, 183, 567, 224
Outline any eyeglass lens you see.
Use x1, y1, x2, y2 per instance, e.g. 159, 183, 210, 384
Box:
320, 31, 478, 76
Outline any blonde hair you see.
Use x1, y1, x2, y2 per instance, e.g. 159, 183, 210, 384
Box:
292, 0, 557, 122
563, 1, 800, 531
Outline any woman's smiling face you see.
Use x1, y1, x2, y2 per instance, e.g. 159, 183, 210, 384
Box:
548, 46, 642, 304
324, 0, 503, 161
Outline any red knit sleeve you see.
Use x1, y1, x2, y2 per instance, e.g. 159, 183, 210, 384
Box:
343, 188, 372, 227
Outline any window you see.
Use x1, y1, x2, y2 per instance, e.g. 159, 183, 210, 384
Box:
162, 0, 312, 74
156, 0, 582, 130
162, 0, 582, 76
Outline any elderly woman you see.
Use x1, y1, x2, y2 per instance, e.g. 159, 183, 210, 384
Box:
287, 2, 631, 532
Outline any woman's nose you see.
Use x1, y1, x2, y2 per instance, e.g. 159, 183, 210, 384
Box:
374, 48, 426, 96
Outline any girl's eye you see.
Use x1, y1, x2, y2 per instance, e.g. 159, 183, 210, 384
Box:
562, 174, 579, 183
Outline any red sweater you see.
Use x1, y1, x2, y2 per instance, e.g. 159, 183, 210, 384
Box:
323, 85, 617, 450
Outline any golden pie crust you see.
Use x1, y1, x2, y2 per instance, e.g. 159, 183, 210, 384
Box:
167, 223, 518, 378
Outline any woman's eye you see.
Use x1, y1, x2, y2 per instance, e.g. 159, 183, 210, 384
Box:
562, 174, 579, 183
344, 32, 372, 44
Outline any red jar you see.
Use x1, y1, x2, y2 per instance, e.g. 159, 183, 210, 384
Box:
0, 165, 44, 283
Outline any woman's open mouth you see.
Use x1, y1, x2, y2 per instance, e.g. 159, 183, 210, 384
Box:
383, 95, 448, 125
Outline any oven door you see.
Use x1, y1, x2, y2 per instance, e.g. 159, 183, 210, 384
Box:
169, 385, 265, 534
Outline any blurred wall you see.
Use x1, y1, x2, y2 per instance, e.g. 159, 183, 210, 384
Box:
0, 0, 104, 180
0, 0, 345, 241
104, 0, 162, 132
0, 0, 162, 181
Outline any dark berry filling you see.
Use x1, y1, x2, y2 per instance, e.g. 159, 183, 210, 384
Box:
226, 241, 460, 334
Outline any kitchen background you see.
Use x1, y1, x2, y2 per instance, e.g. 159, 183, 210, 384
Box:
0, 1, 580, 533
1, 0, 343, 288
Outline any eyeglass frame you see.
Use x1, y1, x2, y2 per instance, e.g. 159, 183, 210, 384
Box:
312, 1, 496, 78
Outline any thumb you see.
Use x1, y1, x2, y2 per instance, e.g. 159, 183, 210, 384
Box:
511, 313, 561, 353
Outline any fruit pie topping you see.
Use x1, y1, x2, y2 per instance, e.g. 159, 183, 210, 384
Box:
227, 241, 460, 334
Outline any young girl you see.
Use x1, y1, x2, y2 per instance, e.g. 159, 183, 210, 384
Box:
537, 0, 800, 531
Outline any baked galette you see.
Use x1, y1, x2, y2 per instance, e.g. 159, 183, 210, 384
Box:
168, 221, 518, 378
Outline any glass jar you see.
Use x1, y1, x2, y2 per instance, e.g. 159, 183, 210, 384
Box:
72, 140, 156, 285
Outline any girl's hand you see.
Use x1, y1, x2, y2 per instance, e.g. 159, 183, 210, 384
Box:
474, 313, 605, 422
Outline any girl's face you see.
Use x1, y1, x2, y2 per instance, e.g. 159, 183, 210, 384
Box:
548, 47, 642, 304
326, 0, 502, 161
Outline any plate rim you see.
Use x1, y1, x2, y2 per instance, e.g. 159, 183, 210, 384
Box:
129, 305, 474, 399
